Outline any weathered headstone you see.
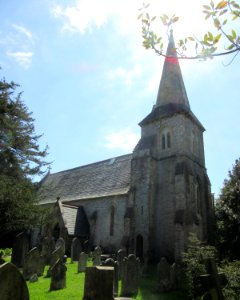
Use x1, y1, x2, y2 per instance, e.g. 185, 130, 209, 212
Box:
11, 231, 29, 267
46, 246, 65, 277
83, 266, 114, 300
121, 254, 140, 297
49, 259, 67, 291
117, 249, 127, 280
78, 252, 88, 273
156, 257, 171, 292
93, 246, 102, 266
71, 237, 82, 262
170, 262, 181, 290
0, 262, 29, 300
102, 258, 119, 296
55, 237, 65, 256
83, 240, 90, 254
41, 236, 55, 265
200, 258, 227, 300
23, 247, 44, 280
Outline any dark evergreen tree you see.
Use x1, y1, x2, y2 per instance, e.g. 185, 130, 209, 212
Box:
215, 159, 240, 260
0, 76, 49, 240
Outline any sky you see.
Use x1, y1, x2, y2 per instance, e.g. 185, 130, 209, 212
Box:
0, 0, 240, 197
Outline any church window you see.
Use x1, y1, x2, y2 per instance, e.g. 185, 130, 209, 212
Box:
162, 134, 166, 149
167, 132, 171, 148
110, 206, 115, 236
161, 130, 171, 150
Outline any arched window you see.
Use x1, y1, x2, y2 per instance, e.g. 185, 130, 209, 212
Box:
161, 130, 171, 150
162, 134, 166, 150
110, 206, 115, 236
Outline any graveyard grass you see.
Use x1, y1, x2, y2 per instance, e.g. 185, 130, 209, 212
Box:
26, 259, 186, 300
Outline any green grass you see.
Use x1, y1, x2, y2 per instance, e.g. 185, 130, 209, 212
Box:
28, 260, 84, 300
26, 259, 187, 300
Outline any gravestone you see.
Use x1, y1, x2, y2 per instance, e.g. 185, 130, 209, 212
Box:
55, 237, 65, 256
49, 259, 67, 291
121, 254, 140, 297
11, 231, 29, 267
93, 246, 102, 266
83, 240, 90, 254
83, 266, 114, 300
71, 237, 81, 262
78, 252, 88, 273
200, 258, 227, 300
102, 258, 119, 296
170, 262, 181, 290
46, 246, 65, 277
157, 257, 171, 292
23, 247, 44, 280
0, 262, 29, 300
117, 249, 127, 280
41, 236, 55, 265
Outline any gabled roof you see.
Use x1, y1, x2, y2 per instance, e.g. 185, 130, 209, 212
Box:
59, 202, 89, 236
38, 154, 132, 204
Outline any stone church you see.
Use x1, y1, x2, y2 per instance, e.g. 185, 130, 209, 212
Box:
38, 32, 214, 261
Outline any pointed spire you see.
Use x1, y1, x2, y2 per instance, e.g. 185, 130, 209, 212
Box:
155, 30, 190, 109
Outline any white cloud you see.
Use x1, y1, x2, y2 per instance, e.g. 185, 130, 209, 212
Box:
107, 64, 142, 86
105, 128, 139, 152
7, 51, 33, 69
52, 0, 112, 34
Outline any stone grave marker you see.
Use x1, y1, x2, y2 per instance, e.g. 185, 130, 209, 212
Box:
156, 257, 171, 292
55, 237, 65, 256
11, 231, 29, 267
41, 236, 55, 265
200, 258, 227, 300
0, 262, 29, 300
93, 246, 102, 266
170, 262, 181, 290
46, 246, 65, 277
121, 254, 140, 297
82, 266, 114, 300
78, 252, 88, 273
102, 258, 119, 296
23, 247, 44, 280
71, 237, 82, 262
83, 239, 90, 254
117, 249, 127, 280
49, 259, 67, 291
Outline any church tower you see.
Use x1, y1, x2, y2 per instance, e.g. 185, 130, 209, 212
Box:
131, 31, 214, 261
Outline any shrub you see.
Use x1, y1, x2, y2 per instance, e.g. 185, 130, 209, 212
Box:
181, 233, 216, 299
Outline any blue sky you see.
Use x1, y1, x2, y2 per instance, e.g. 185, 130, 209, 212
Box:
0, 0, 239, 197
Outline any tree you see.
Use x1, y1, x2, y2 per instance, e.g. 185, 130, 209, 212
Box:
139, 0, 240, 59
215, 159, 240, 260
0, 76, 50, 241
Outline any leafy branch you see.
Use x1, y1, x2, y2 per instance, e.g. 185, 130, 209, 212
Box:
138, 0, 240, 59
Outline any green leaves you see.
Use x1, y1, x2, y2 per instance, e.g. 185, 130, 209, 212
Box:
138, 0, 239, 59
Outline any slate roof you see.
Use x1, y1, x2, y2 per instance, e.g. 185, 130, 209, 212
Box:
38, 154, 132, 204
59, 203, 89, 236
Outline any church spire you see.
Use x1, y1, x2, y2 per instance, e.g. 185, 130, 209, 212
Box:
156, 30, 190, 109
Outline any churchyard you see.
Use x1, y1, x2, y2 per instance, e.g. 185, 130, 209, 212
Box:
0, 234, 187, 300
1, 233, 239, 300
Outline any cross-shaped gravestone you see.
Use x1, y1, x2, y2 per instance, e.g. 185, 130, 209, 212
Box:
200, 258, 227, 300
